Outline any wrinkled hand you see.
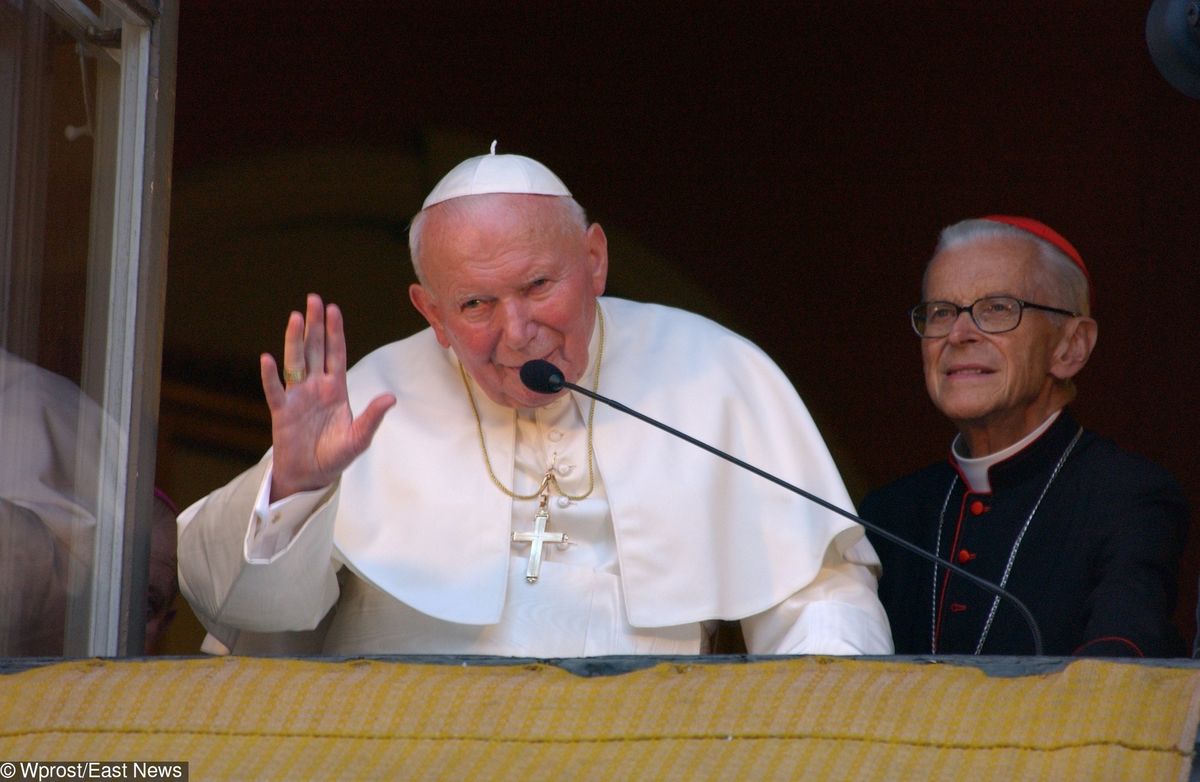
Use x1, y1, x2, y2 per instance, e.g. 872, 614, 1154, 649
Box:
260, 294, 396, 501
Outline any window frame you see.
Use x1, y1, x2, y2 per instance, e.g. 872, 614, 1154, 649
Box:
2, 0, 178, 656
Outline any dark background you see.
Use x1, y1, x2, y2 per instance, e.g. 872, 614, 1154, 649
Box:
159, 2, 1200, 647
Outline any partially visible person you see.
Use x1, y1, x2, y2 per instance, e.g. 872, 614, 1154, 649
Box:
862, 216, 1188, 657
0, 487, 180, 656
178, 147, 894, 657
145, 488, 180, 654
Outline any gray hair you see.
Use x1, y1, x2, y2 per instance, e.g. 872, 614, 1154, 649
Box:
408, 195, 589, 284
926, 219, 1091, 316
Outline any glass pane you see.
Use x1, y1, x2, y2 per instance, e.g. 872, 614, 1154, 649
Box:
0, 0, 160, 657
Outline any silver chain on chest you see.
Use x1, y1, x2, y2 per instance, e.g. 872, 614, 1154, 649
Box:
930, 427, 1083, 654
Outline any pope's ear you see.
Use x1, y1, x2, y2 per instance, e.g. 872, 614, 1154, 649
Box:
409, 283, 451, 348
1050, 316, 1098, 381
585, 223, 608, 296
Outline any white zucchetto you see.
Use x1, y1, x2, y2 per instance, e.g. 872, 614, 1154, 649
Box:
421, 141, 572, 209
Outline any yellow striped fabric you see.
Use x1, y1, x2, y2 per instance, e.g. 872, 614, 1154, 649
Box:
0, 657, 1197, 781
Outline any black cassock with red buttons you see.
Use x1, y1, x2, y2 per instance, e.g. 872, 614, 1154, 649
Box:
861, 408, 1188, 657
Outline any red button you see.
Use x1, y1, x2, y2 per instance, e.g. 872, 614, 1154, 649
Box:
957, 549, 976, 564
969, 500, 987, 515
950, 602, 968, 613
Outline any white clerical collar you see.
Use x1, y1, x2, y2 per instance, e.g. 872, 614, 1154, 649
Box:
952, 409, 1062, 493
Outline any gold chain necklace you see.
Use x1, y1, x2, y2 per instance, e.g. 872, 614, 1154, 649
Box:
460, 303, 605, 502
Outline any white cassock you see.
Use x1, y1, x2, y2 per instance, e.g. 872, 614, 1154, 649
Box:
179, 297, 893, 656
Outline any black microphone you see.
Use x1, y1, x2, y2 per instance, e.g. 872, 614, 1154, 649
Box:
519, 358, 1044, 656
520, 360, 568, 394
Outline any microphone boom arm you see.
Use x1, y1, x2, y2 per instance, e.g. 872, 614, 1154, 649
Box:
558, 377, 1045, 656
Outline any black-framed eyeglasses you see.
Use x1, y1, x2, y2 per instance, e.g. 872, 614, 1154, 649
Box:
910, 296, 1080, 338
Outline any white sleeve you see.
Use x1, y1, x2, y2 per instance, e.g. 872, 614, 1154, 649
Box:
177, 458, 341, 633
246, 465, 332, 561
740, 537, 894, 655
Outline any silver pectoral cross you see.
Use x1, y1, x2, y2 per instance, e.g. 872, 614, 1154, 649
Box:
512, 492, 568, 584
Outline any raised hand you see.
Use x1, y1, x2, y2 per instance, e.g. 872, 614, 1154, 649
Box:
260, 294, 396, 501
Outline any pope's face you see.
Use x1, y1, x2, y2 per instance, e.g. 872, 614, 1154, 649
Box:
921, 236, 1075, 450
409, 195, 608, 409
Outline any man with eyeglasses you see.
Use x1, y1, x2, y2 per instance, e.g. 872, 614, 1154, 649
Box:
860, 216, 1188, 657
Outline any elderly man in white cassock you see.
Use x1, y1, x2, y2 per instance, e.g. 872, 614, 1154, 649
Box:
178, 148, 894, 656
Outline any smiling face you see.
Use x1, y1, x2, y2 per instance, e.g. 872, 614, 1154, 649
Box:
921, 235, 1089, 455
409, 194, 608, 409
